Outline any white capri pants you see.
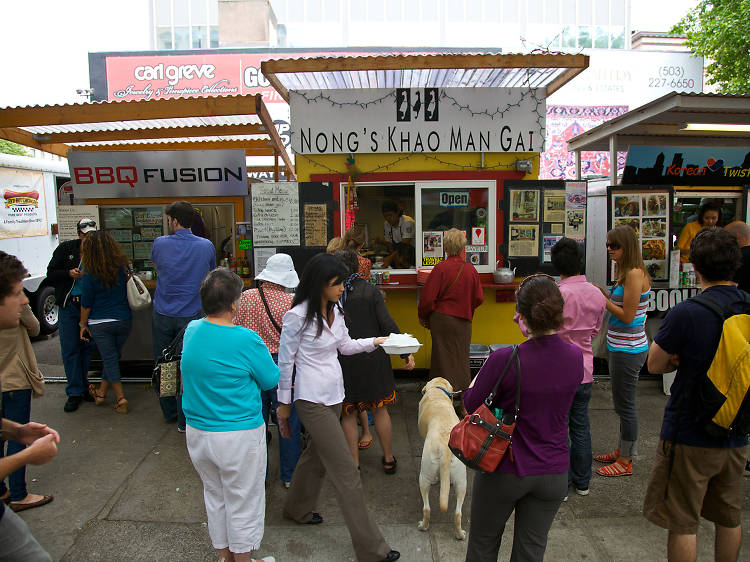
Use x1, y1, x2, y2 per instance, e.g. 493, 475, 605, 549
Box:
186, 424, 267, 553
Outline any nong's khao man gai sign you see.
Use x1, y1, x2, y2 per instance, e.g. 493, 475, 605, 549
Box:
290, 88, 546, 154
68, 149, 248, 198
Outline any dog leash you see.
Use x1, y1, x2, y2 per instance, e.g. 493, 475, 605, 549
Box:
430, 387, 465, 399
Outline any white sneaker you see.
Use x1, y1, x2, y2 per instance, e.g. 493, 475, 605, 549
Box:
563, 495, 568, 502
575, 487, 590, 496
251, 557, 275, 562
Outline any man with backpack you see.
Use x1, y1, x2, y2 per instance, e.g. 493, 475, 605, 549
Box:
644, 228, 749, 562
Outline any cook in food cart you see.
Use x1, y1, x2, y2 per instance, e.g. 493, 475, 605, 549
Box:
378, 200, 416, 268
675, 200, 722, 263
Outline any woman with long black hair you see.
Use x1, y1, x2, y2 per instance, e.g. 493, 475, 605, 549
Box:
276, 253, 399, 562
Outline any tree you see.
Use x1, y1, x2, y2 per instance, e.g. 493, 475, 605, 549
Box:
671, 0, 750, 94
0, 139, 29, 156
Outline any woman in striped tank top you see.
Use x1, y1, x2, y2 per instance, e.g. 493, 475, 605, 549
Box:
594, 225, 651, 477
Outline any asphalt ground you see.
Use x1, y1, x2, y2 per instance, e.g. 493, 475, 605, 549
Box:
10, 333, 750, 561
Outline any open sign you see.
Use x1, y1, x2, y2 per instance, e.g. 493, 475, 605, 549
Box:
439, 191, 469, 207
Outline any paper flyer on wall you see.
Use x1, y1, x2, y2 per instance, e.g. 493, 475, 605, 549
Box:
542, 235, 563, 262
509, 189, 539, 222
543, 190, 566, 223
565, 209, 585, 239
509, 224, 539, 257
565, 182, 587, 209
254, 247, 276, 277
422, 231, 444, 266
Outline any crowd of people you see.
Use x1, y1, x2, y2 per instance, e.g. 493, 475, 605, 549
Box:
0, 198, 748, 561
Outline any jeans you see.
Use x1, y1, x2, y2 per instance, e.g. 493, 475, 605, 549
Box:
0, 389, 32, 501
610, 350, 647, 457
59, 304, 92, 397
568, 382, 593, 490
152, 311, 201, 428
261, 388, 301, 483
89, 320, 131, 383
0, 507, 52, 561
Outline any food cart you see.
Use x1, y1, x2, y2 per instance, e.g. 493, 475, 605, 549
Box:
568, 92, 750, 386
260, 53, 590, 369
0, 93, 295, 367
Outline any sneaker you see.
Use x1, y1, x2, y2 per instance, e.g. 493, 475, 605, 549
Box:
575, 487, 590, 496
282, 481, 291, 489
63, 396, 83, 413
177, 427, 186, 433
563, 495, 568, 502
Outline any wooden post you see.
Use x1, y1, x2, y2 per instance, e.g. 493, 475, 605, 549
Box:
274, 151, 279, 182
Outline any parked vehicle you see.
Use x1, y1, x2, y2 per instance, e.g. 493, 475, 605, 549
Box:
0, 153, 69, 333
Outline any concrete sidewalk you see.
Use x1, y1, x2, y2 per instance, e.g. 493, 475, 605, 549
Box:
13, 354, 750, 561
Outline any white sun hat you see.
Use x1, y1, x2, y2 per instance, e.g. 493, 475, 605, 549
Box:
255, 253, 299, 289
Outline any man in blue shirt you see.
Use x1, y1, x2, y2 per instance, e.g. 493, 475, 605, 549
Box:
150, 201, 215, 431
645, 228, 748, 562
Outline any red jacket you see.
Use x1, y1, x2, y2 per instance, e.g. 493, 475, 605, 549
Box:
418, 256, 484, 322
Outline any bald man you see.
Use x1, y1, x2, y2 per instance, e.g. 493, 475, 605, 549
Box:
725, 221, 750, 292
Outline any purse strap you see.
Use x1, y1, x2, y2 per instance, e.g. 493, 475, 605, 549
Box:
483, 345, 522, 417
259, 285, 282, 333
439, 261, 465, 300
159, 323, 191, 362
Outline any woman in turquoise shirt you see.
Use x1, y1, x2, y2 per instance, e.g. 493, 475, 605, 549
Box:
595, 225, 651, 477
181, 268, 279, 562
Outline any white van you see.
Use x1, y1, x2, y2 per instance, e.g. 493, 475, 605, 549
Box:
0, 153, 69, 333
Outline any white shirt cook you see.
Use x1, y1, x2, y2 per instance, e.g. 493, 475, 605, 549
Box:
277, 301, 376, 406
383, 215, 416, 244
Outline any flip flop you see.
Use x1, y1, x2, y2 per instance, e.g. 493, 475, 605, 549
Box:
9, 495, 53, 512
358, 437, 373, 450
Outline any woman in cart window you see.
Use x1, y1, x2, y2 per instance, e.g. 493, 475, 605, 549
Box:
675, 200, 722, 263
79, 231, 132, 414
418, 228, 483, 414
275, 253, 400, 562
594, 225, 651, 477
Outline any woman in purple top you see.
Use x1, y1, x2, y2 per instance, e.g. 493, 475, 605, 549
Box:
463, 274, 583, 562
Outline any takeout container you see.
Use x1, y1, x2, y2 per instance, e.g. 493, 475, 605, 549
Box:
382, 343, 422, 355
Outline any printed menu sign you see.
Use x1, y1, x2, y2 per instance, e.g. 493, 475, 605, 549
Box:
252, 183, 300, 246
304, 203, 327, 246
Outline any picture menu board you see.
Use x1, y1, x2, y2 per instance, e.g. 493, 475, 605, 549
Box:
607, 187, 673, 283
502, 180, 587, 276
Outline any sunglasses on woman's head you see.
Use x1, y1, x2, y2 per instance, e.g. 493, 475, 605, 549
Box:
606, 242, 620, 250
77, 220, 96, 229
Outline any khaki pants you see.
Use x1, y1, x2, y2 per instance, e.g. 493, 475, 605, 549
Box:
283, 400, 391, 562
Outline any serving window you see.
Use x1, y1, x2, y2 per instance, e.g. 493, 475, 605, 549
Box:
340, 180, 495, 274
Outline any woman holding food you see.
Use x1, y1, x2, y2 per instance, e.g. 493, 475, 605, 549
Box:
276, 253, 400, 562
594, 225, 651, 477
675, 200, 722, 263
335, 250, 414, 474
418, 228, 483, 407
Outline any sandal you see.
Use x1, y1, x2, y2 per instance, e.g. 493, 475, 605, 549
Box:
88, 384, 105, 406
114, 397, 128, 414
358, 437, 373, 450
596, 458, 632, 477
382, 456, 397, 475
593, 448, 620, 463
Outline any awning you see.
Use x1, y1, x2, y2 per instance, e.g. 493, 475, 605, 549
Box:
261, 52, 589, 102
0, 93, 296, 180
567, 92, 750, 153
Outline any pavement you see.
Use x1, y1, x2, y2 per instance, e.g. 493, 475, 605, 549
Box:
11, 333, 750, 561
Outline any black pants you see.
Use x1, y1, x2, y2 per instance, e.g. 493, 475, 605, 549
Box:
465, 470, 567, 562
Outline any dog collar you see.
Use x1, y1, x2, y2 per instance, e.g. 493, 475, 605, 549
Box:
434, 387, 453, 399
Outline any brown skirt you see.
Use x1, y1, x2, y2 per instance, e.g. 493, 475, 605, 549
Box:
429, 311, 472, 392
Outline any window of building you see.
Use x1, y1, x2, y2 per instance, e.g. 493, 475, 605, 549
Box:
611, 0, 625, 25
307, 0, 323, 21
422, 0, 438, 21
595, 0, 609, 25
350, 0, 366, 21
594, 25, 609, 48
579, 0, 593, 25
446, 0, 465, 21
323, 0, 340, 20
156, 0, 172, 25
405, 0, 419, 21
173, 0, 189, 25
368, 0, 385, 21
386, 0, 402, 21
527, 0, 543, 24
610, 26, 624, 48
174, 26, 190, 49
157, 26, 173, 49
466, 0, 482, 22
578, 25, 593, 47
484, 0, 500, 21
270, 0, 287, 20
152, 0, 219, 50
502, 0, 519, 23
288, 0, 305, 21
545, 0, 559, 23
562, 0, 576, 25
210, 25, 219, 47
192, 26, 208, 48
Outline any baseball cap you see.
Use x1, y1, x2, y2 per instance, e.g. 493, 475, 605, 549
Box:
77, 218, 97, 234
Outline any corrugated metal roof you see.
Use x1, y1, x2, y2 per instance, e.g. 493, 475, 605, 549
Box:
261, 52, 589, 102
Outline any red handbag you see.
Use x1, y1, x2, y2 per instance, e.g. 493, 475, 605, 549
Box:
449, 345, 521, 473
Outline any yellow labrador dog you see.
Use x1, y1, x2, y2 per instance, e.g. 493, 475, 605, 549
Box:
417, 377, 467, 540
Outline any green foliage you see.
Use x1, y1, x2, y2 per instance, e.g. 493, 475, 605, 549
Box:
672, 0, 750, 94
0, 139, 29, 156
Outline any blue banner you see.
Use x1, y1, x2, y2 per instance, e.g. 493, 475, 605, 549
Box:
623, 146, 750, 185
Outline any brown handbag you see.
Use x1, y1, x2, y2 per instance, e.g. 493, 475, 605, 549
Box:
449, 345, 521, 473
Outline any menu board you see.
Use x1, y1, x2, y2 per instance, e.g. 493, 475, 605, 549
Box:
252, 183, 300, 246
304, 204, 327, 247
608, 188, 671, 282
56, 205, 99, 242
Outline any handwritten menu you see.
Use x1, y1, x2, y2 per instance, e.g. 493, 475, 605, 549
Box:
304, 204, 327, 246
56, 205, 99, 242
252, 183, 300, 246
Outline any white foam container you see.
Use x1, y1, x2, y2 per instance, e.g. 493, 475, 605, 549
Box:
381, 344, 422, 355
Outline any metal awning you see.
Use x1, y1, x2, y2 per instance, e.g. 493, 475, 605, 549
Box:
261, 53, 589, 102
0, 93, 296, 180
567, 92, 750, 153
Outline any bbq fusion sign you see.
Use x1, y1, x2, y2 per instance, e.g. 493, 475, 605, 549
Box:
68, 149, 248, 198
0, 169, 47, 239
290, 88, 546, 154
